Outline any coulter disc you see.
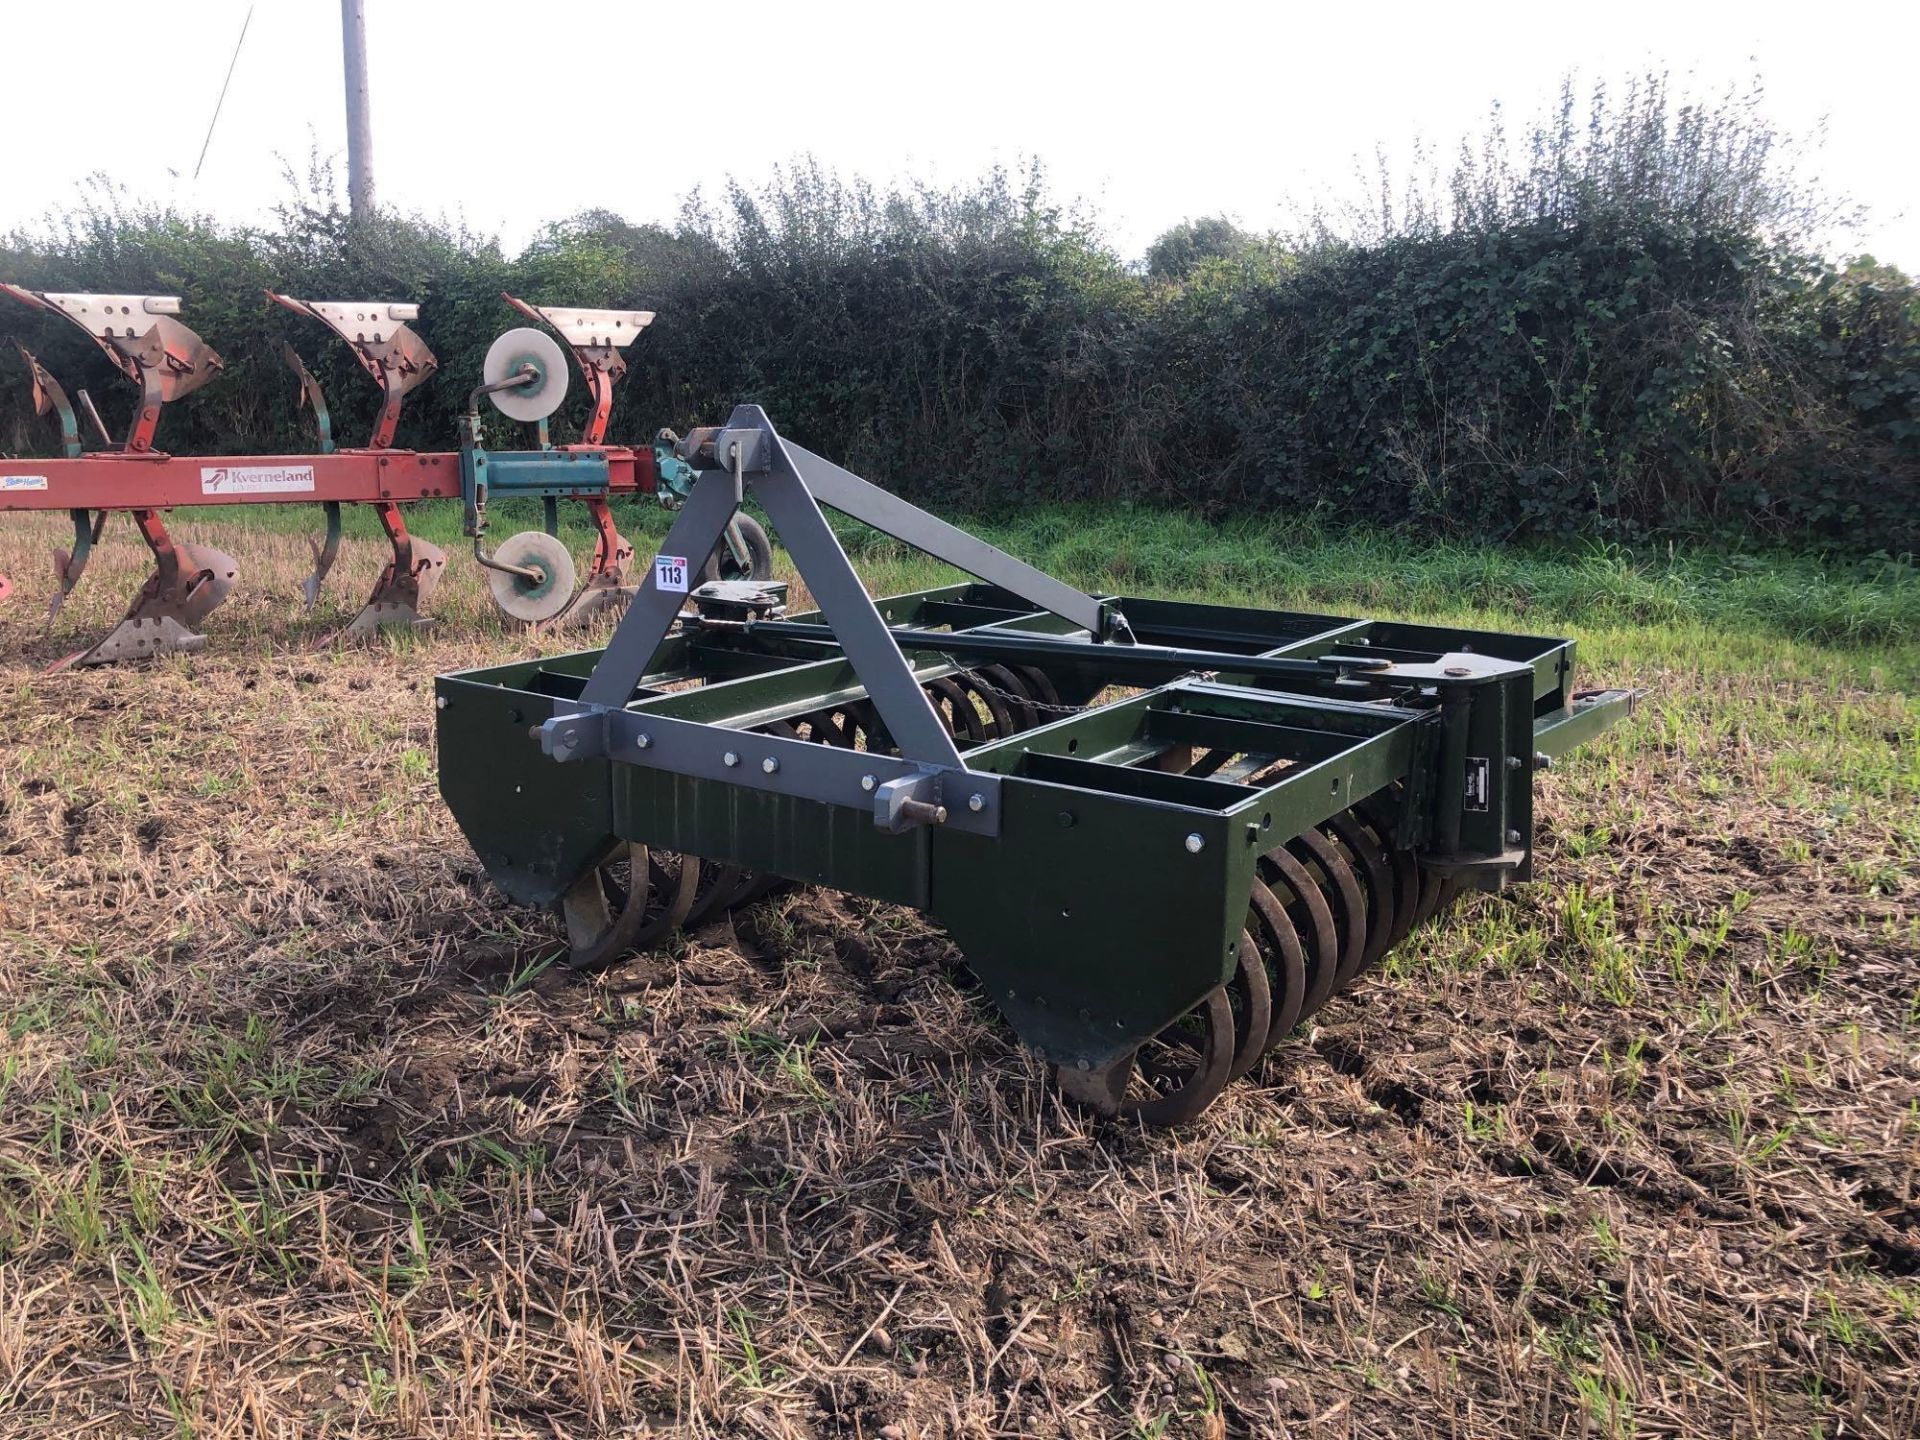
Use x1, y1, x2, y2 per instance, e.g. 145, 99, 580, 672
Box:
487, 530, 577, 624
483, 327, 568, 422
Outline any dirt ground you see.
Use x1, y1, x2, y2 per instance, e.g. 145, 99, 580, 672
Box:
0, 516, 1915, 1438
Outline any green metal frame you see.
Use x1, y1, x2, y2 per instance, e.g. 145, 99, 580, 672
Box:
438, 575, 1632, 1070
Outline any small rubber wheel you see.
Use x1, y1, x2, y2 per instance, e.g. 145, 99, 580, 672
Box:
699, 513, 773, 583
488, 530, 577, 624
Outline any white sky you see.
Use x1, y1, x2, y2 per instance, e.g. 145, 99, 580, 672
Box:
4, 0, 1915, 267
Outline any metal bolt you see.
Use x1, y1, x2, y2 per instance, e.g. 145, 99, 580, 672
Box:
1444, 665, 1471, 677
435, 695, 448, 710
1184, 833, 1205, 854
762, 756, 779, 774
1505, 754, 1523, 770
1057, 811, 1075, 828
1506, 829, 1524, 846
860, 774, 877, 792
968, 793, 986, 812
1534, 751, 1553, 771
723, 751, 740, 768
635, 733, 652, 750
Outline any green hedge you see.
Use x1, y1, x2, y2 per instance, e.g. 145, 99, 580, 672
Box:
2, 151, 1915, 551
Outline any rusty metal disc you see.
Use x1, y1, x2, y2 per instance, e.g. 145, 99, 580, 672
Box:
1246, 876, 1308, 1050
559, 841, 698, 970
683, 857, 746, 930
1324, 811, 1396, 979
952, 672, 1016, 739
1260, 845, 1340, 1022
1223, 932, 1274, 1083
924, 676, 987, 742
978, 665, 1039, 732
1358, 791, 1422, 955
1128, 986, 1237, 1125
1060, 983, 1237, 1127
1291, 827, 1368, 990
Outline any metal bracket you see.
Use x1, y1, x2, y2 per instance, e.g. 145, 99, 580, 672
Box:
501, 294, 653, 446
0, 285, 224, 453
266, 293, 436, 449
537, 704, 1001, 836
872, 774, 958, 833
12, 341, 81, 458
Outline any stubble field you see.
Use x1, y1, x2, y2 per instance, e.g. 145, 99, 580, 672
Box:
0, 504, 1915, 1438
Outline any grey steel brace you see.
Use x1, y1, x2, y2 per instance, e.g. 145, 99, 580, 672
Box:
547, 405, 1130, 833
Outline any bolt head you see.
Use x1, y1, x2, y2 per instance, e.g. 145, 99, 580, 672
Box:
435, 695, 448, 710
1506, 829, 1525, 846
1184, 832, 1205, 854
761, 756, 779, 774
860, 774, 877, 792
635, 733, 652, 750
723, 751, 740, 768
1444, 665, 1471, 677
968, 792, 986, 812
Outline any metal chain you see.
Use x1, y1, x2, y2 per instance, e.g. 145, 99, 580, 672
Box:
944, 665, 1087, 717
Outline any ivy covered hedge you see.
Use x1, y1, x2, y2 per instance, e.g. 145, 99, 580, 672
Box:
2, 82, 1914, 550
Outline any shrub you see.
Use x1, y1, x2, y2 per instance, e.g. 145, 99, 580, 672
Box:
0, 78, 1912, 551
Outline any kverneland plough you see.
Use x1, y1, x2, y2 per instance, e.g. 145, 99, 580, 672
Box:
0, 287, 771, 664
437, 407, 1633, 1124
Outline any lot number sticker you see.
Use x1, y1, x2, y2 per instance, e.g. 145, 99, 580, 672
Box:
654, 554, 690, 593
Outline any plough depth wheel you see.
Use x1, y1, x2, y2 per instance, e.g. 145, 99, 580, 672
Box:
700, 513, 773, 585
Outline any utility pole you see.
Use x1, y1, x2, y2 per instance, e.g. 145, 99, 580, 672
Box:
341, 0, 375, 218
